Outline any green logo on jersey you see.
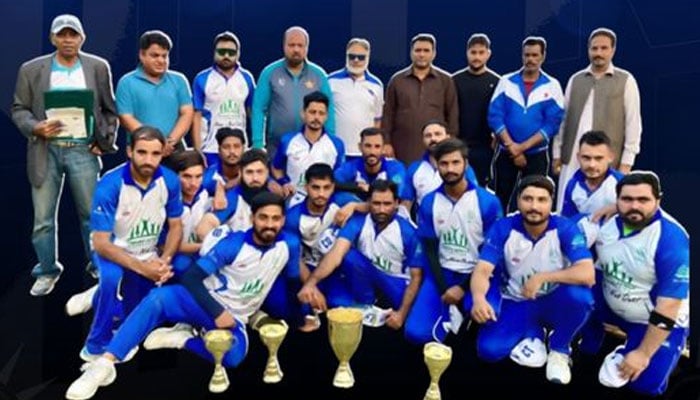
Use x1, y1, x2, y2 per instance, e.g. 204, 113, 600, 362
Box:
373, 255, 393, 273
441, 227, 468, 249
127, 219, 161, 243
218, 99, 240, 116
601, 259, 633, 287
240, 278, 264, 298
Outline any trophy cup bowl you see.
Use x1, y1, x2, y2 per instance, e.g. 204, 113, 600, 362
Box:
423, 342, 452, 400
327, 307, 364, 388
259, 320, 289, 383
204, 329, 234, 393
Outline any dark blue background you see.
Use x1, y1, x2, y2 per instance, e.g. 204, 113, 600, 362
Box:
0, 1, 697, 399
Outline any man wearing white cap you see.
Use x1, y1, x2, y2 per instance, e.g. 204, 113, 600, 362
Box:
11, 14, 118, 296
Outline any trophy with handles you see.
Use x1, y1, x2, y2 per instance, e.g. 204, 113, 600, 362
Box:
259, 319, 289, 383
203, 329, 234, 393
327, 307, 364, 388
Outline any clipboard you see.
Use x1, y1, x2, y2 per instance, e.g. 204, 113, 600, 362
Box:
44, 89, 94, 141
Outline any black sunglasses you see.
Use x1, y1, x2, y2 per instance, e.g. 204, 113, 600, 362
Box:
216, 48, 238, 57
347, 53, 367, 61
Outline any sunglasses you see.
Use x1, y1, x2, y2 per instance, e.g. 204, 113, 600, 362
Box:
216, 48, 238, 57
347, 53, 367, 61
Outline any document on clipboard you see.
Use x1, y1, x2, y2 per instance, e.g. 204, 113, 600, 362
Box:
44, 89, 94, 140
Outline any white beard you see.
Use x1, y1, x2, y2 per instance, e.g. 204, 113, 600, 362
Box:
346, 62, 367, 76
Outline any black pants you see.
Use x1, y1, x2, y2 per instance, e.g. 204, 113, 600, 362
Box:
491, 147, 550, 213
467, 143, 495, 187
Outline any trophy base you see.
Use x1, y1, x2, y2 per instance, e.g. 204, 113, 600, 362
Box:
332, 363, 355, 388
209, 368, 230, 393
263, 358, 284, 384
423, 385, 441, 400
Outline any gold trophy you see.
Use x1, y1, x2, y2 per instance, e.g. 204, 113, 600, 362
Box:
259, 320, 289, 383
327, 307, 364, 388
422, 342, 452, 400
203, 329, 234, 393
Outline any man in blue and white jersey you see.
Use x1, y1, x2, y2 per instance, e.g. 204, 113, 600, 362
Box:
488, 36, 564, 213
593, 172, 689, 396
402, 120, 477, 214
196, 149, 270, 245
192, 31, 255, 166
201, 128, 244, 196
79, 126, 184, 362
470, 175, 594, 385
286, 163, 365, 311
298, 180, 424, 331
66, 192, 300, 400
334, 127, 406, 201
328, 38, 383, 156
251, 26, 334, 157
405, 139, 502, 344
271, 91, 344, 204
560, 130, 622, 247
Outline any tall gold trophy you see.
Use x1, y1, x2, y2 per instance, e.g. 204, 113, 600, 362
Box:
422, 342, 452, 400
259, 320, 289, 383
327, 307, 364, 388
203, 329, 234, 393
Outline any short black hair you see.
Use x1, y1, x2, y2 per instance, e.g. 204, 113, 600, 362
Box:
432, 138, 469, 161
579, 130, 611, 148
250, 191, 286, 215
421, 119, 448, 133
171, 150, 205, 172
588, 27, 616, 48
369, 179, 398, 200
518, 175, 555, 197
215, 127, 246, 146
467, 33, 491, 49
303, 91, 329, 110
360, 127, 383, 140
305, 163, 335, 184
130, 126, 166, 149
522, 36, 547, 54
240, 148, 268, 168
411, 33, 436, 50
616, 171, 663, 199
214, 31, 240, 49
139, 30, 172, 51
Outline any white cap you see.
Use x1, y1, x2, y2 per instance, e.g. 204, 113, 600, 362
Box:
50, 14, 85, 38
598, 346, 630, 388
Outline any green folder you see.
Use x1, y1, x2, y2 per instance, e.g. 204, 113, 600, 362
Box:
44, 89, 94, 142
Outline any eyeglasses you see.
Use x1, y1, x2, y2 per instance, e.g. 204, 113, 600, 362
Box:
216, 48, 238, 57
347, 53, 367, 61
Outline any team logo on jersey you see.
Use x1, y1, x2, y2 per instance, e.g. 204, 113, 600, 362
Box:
218, 99, 241, 117
441, 227, 468, 249
240, 278, 264, 298
601, 258, 633, 287
304, 79, 315, 89
373, 255, 393, 273
519, 271, 555, 295
127, 219, 161, 243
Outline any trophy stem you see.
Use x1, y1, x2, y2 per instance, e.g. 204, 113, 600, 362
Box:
423, 382, 441, 400
209, 364, 230, 393
333, 361, 355, 388
263, 354, 284, 383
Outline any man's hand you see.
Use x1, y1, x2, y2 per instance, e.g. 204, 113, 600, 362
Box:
297, 283, 327, 311
357, 182, 370, 193
521, 274, 545, 299
32, 120, 63, 139
140, 258, 173, 284
164, 140, 176, 158
385, 310, 405, 330
552, 158, 562, 176
471, 296, 497, 324
507, 142, 525, 158
441, 285, 465, 305
267, 180, 284, 197
281, 183, 296, 198
618, 349, 650, 382
334, 203, 356, 227
513, 154, 527, 169
619, 164, 632, 174
383, 144, 395, 158
214, 310, 237, 328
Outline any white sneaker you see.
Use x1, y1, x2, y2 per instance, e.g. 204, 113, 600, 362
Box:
144, 323, 194, 350
80, 345, 139, 363
598, 345, 629, 388
66, 285, 98, 316
30, 273, 62, 296
510, 337, 547, 368
546, 351, 572, 384
65, 357, 116, 400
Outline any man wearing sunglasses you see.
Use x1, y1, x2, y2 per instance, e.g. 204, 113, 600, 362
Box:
192, 32, 256, 167
328, 38, 384, 157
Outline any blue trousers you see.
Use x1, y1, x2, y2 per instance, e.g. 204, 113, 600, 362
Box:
404, 269, 501, 344
477, 284, 593, 362
107, 285, 248, 368
85, 253, 155, 354
344, 249, 408, 310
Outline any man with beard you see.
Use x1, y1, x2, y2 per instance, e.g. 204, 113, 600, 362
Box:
592, 172, 688, 396
252, 26, 334, 157
404, 139, 501, 344
452, 33, 501, 187
470, 175, 594, 385
116, 31, 193, 168
402, 120, 477, 213
298, 180, 424, 331
201, 127, 245, 209
192, 31, 256, 166
488, 36, 564, 213
553, 28, 641, 211
66, 192, 301, 400
271, 91, 345, 205
383, 33, 458, 163
328, 38, 384, 157
196, 149, 271, 243
76, 126, 183, 365
333, 127, 407, 201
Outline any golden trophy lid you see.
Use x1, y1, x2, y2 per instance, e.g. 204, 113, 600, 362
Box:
423, 342, 452, 360
327, 307, 363, 324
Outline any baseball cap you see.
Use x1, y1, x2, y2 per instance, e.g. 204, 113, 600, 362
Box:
50, 14, 85, 38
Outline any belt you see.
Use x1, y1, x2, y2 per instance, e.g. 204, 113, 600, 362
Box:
50, 141, 86, 148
